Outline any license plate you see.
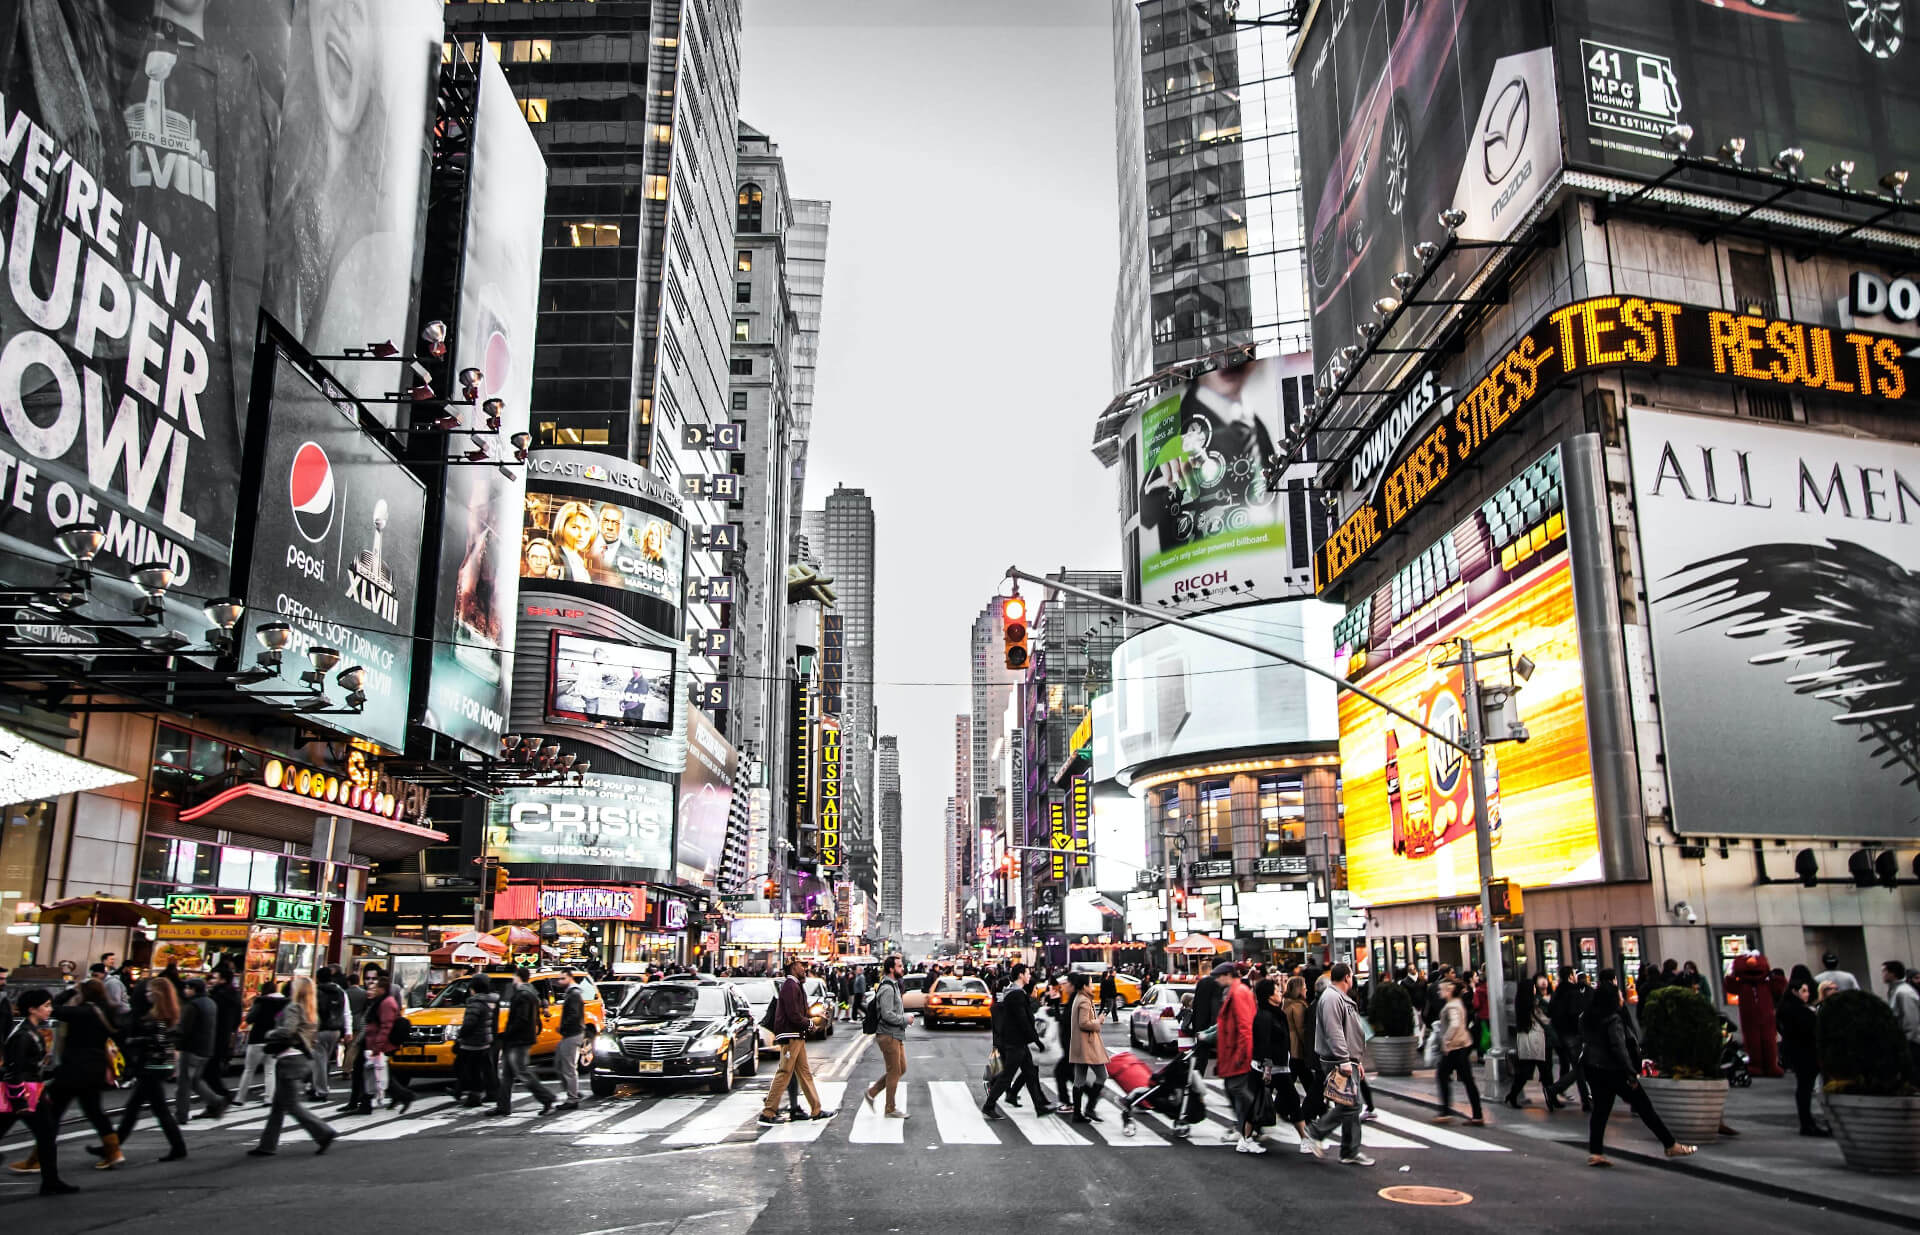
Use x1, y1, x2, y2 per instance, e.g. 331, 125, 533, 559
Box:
636, 1060, 663, 1074
395, 1048, 426, 1058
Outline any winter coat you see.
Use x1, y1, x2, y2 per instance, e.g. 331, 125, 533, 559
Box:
499, 984, 542, 1047
1283, 995, 1313, 1061
176, 993, 219, 1058
267, 1000, 316, 1057
1778, 995, 1818, 1073
871, 978, 908, 1041
1252, 1003, 1291, 1071
1188, 975, 1222, 1033
316, 981, 348, 1033
1067, 991, 1108, 1066
771, 976, 811, 1041
2, 1017, 47, 1083
1440, 999, 1473, 1052
50, 999, 116, 1089
457, 992, 499, 1051
124, 1012, 179, 1073
1313, 988, 1366, 1066
992, 985, 1041, 1050
1548, 981, 1586, 1037
1516, 998, 1550, 1062
558, 985, 587, 1038
245, 993, 288, 1045
211, 982, 244, 1050
1213, 982, 1256, 1078
365, 992, 405, 1054
1580, 1001, 1638, 1072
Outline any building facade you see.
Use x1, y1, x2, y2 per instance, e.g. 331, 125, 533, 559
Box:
878, 735, 902, 943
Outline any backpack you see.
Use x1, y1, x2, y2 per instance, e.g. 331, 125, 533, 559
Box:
861, 981, 888, 1035
318, 985, 346, 1032
379, 995, 413, 1046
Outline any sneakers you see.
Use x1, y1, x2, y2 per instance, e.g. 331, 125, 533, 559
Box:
863, 1088, 878, 1113
1360, 1108, 1379, 1122
1340, 1152, 1376, 1167
1305, 1134, 1330, 1160
1219, 1125, 1241, 1143
1664, 1143, 1697, 1158
884, 1110, 909, 1120
1235, 1137, 1268, 1155
809, 1110, 833, 1121
756, 1112, 786, 1127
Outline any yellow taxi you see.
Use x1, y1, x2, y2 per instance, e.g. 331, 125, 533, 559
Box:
389, 969, 606, 1074
1067, 962, 1142, 1006
923, 975, 993, 1028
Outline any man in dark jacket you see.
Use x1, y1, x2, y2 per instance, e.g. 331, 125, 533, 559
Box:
759, 960, 825, 1126
1547, 966, 1591, 1109
173, 978, 228, 1123
1188, 967, 1223, 1076
981, 964, 1054, 1119
312, 967, 348, 1100
207, 967, 242, 1099
494, 968, 555, 1117
552, 972, 586, 1110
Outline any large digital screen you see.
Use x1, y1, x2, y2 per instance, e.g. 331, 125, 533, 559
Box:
548, 633, 674, 730
521, 491, 685, 605
1628, 411, 1920, 839
485, 772, 673, 872
727, 917, 804, 946
678, 707, 737, 888
1338, 448, 1602, 906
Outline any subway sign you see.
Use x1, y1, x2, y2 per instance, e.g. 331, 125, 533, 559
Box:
1315, 296, 1920, 592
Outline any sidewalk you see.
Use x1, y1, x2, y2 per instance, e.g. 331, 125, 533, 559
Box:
1366, 1065, 1915, 1228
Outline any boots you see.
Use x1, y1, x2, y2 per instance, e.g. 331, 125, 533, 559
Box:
92, 1134, 125, 1170
8, 1149, 39, 1173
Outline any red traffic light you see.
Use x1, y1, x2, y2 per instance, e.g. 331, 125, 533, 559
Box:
1002, 596, 1026, 623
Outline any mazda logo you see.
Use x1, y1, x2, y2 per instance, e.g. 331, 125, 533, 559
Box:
1481, 76, 1530, 186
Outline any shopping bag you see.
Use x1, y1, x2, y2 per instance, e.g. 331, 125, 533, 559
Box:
982, 1049, 1004, 1084
1324, 1063, 1361, 1109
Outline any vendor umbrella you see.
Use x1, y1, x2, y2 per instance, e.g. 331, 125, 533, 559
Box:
1168, 933, 1233, 955
490, 923, 542, 948
439, 943, 501, 966
439, 929, 508, 956
35, 895, 170, 928
540, 917, 588, 938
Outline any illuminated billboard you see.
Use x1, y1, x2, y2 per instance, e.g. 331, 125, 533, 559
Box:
818, 718, 842, 872
679, 707, 737, 888
1337, 448, 1602, 906
547, 633, 674, 730
521, 491, 686, 606
484, 772, 673, 873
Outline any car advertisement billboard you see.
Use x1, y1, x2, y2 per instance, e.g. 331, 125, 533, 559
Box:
0, 0, 440, 629
1296, 1, 1559, 379
547, 633, 675, 730
423, 39, 548, 754
1627, 410, 1920, 839
1135, 354, 1316, 606
1336, 447, 1602, 906
485, 771, 674, 872
236, 350, 425, 751
1554, 0, 1920, 190
521, 490, 686, 606
678, 706, 737, 889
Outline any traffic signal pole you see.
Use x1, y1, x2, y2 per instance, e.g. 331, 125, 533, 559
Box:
1005, 566, 1513, 1085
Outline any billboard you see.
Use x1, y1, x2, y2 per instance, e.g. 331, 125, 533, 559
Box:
1628, 411, 1920, 839
1338, 447, 1602, 906
678, 706, 737, 889
1110, 599, 1340, 778
548, 633, 674, 729
521, 490, 686, 605
818, 717, 842, 871
1135, 354, 1315, 606
485, 771, 674, 872
0, 1, 439, 627
1554, 0, 1920, 190
1297, 1, 1558, 377
238, 350, 425, 750
423, 39, 548, 753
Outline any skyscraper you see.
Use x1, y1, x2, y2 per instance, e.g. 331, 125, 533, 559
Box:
806, 487, 878, 900
877, 734, 901, 941
787, 201, 831, 548
951, 714, 971, 942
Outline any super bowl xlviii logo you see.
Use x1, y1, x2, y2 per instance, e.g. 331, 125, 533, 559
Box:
287, 441, 399, 625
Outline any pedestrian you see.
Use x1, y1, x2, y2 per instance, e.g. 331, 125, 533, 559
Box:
1048, 974, 1076, 1110
981, 964, 1055, 1119
862, 954, 911, 1119
248, 976, 336, 1156
1815, 952, 1860, 993
3, 989, 73, 1194
91, 961, 129, 1020
172, 977, 229, 1126
1505, 973, 1562, 1110
312, 967, 348, 1101
1582, 969, 1695, 1167
1283, 975, 1322, 1117
92, 977, 187, 1167
336, 965, 378, 1114
454, 974, 500, 1106
1548, 966, 1591, 1109
207, 966, 242, 1102
1253, 977, 1310, 1151
1188, 958, 1223, 1077
1884, 961, 1920, 1074
33, 981, 121, 1181
1100, 968, 1120, 1023
552, 971, 586, 1111
1777, 975, 1828, 1137
1212, 962, 1264, 1153
1432, 977, 1485, 1124
1065, 972, 1109, 1123
492, 968, 554, 1118
1677, 961, 1706, 997
757, 960, 826, 1126
851, 966, 870, 1024
365, 974, 418, 1115
235, 981, 287, 1107
1303, 963, 1372, 1166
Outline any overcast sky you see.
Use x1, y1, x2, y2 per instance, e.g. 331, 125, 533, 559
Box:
740, 0, 1120, 936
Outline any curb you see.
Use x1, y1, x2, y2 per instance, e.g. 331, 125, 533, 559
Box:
1367, 1076, 1919, 1232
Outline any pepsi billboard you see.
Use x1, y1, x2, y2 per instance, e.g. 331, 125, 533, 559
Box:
235, 347, 426, 751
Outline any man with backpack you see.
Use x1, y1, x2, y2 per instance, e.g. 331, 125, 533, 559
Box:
862, 954, 911, 1118
493, 968, 555, 1118
312, 967, 348, 1100
759, 960, 826, 1126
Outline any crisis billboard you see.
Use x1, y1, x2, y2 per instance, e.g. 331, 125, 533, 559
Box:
1554, 0, 1920, 190
0, 0, 440, 628
678, 706, 737, 889
521, 490, 686, 606
423, 39, 548, 754
1628, 411, 1920, 839
236, 349, 425, 751
1296, 0, 1559, 377
1135, 354, 1316, 606
1337, 447, 1602, 906
484, 771, 674, 873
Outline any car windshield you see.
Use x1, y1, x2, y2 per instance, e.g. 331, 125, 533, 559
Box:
934, 978, 988, 994
731, 979, 777, 1004
804, 978, 828, 999
901, 974, 927, 993
427, 977, 509, 1008
624, 985, 727, 1020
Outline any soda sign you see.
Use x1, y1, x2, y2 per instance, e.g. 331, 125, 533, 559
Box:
165, 893, 252, 921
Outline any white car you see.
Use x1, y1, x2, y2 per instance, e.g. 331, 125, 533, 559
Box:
1128, 984, 1189, 1055
730, 977, 780, 1055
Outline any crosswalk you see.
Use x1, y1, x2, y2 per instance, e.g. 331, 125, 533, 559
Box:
0, 1076, 1510, 1161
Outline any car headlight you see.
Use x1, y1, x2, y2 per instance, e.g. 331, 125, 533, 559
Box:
594, 1035, 619, 1055
809, 1003, 826, 1018
690, 1032, 730, 1057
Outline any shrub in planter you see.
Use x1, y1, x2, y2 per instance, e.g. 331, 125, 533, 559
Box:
1640, 986, 1722, 1079
1817, 990, 1920, 1173
1368, 981, 1416, 1038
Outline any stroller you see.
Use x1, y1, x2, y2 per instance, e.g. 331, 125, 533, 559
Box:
1718, 1015, 1752, 1088
1108, 1046, 1207, 1138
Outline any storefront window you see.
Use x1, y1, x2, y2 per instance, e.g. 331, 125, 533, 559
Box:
1198, 781, 1231, 859
1257, 775, 1305, 855
0, 800, 55, 968
284, 858, 318, 895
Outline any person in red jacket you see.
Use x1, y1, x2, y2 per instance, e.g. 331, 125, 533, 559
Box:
1211, 961, 1264, 1155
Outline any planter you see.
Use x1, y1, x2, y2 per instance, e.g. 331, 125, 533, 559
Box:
1638, 1076, 1727, 1144
1823, 1092, 1920, 1174
1368, 1035, 1418, 1076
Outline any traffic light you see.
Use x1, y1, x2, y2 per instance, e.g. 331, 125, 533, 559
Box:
491, 865, 510, 895
1002, 595, 1029, 670
763, 878, 777, 899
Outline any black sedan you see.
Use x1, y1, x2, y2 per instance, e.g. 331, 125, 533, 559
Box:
588, 981, 760, 1095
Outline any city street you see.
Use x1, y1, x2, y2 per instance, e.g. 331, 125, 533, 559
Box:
1, 1020, 1895, 1234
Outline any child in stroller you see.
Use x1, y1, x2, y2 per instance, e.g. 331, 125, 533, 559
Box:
1108, 1045, 1206, 1138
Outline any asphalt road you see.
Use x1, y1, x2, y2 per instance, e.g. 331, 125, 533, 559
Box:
0, 1016, 1894, 1234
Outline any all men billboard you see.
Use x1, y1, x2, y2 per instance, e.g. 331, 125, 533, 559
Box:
1628, 411, 1920, 840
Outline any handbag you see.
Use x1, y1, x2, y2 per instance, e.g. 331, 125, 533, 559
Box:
983, 1049, 1003, 1084
0, 1081, 44, 1114
95, 1007, 127, 1087
1323, 1062, 1361, 1109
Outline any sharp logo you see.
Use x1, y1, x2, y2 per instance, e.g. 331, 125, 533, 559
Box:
289, 442, 335, 542
1481, 75, 1530, 186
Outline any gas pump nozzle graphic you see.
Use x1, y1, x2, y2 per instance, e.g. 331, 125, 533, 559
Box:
1635, 56, 1681, 119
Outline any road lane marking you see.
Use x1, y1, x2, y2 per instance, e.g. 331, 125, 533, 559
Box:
1081, 1109, 1170, 1147
536, 1106, 619, 1134
757, 1082, 848, 1143
1370, 1108, 1509, 1151
344, 1116, 453, 1140
928, 1082, 1000, 1144
663, 1090, 765, 1145
1002, 1093, 1087, 1145
848, 1091, 906, 1143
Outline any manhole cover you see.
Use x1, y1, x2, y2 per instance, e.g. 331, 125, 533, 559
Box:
1378, 1186, 1473, 1206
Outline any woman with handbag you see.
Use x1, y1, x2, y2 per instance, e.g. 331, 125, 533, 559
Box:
1581, 970, 1695, 1167
1431, 978, 1485, 1124
92, 977, 188, 1166
37, 981, 123, 1169
248, 976, 337, 1156
1253, 978, 1310, 1151
1505, 973, 1563, 1111
1, 989, 74, 1195
1065, 973, 1108, 1123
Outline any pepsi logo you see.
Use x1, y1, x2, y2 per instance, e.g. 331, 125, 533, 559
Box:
290, 441, 335, 543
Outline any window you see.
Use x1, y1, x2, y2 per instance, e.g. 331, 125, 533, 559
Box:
736, 250, 752, 272
731, 390, 749, 411
1198, 781, 1232, 860
736, 281, 751, 305
1729, 250, 1776, 317
737, 183, 764, 232
567, 221, 621, 248
518, 98, 548, 124
644, 175, 670, 201
733, 319, 750, 342
1258, 776, 1305, 856
730, 357, 752, 376
652, 124, 673, 145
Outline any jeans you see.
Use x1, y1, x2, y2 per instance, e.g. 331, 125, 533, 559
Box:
456, 1047, 496, 1100
237, 1042, 278, 1106
256, 1056, 333, 1151
1438, 1046, 1483, 1118
1550, 1032, 1591, 1107
312, 1030, 341, 1098
117, 1070, 184, 1153
555, 1033, 583, 1102
1223, 1071, 1261, 1135
175, 1051, 225, 1123
763, 1039, 820, 1118
495, 1043, 554, 1114
983, 1043, 1048, 1110
1792, 1063, 1820, 1131
868, 1035, 906, 1113
1588, 1065, 1676, 1154
1305, 1062, 1363, 1158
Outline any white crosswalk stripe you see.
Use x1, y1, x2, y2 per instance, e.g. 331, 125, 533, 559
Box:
757, 1082, 848, 1144
928, 1082, 1000, 1144
1369, 1108, 1509, 1151
663, 1090, 765, 1145
1001, 1093, 1087, 1145
848, 1092, 905, 1143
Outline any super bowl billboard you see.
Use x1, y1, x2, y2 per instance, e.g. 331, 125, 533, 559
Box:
1296, 0, 1559, 378
1628, 411, 1920, 839
0, 1, 442, 629
678, 706, 737, 889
